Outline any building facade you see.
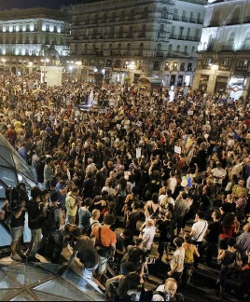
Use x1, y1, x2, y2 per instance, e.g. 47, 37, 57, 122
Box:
0, 8, 70, 76
194, 0, 250, 100
70, 0, 206, 89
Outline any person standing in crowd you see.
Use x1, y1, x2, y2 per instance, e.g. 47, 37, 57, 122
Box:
181, 234, 200, 287
139, 218, 156, 254
173, 191, 192, 237
55, 174, 71, 210
91, 213, 117, 280
167, 237, 185, 284
8, 191, 26, 261
152, 278, 184, 301
217, 237, 237, 298
236, 223, 250, 265
157, 211, 174, 262
26, 187, 42, 262
88, 209, 101, 236
204, 210, 222, 267
189, 211, 208, 270
64, 225, 99, 281
78, 197, 93, 233
211, 162, 227, 197
82, 172, 95, 199
65, 186, 81, 225
45, 192, 65, 263
43, 157, 54, 191
218, 212, 238, 251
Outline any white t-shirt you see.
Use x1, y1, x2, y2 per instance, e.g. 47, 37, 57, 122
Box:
142, 225, 156, 252
170, 247, 185, 273
211, 167, 227, 184
191, 220, 208, 242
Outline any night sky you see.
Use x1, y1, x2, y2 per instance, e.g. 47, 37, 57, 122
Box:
0, 0, 76, 9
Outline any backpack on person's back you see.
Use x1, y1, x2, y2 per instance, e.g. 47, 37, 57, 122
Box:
80, 209, 91, 233
43, 206, 59, 231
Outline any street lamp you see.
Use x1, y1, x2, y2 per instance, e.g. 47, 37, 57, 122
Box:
41, 58, 50, 83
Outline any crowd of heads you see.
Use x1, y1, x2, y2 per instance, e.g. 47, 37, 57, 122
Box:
1, 73, 250, 298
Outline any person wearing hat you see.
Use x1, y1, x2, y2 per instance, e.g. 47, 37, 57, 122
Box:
45, 192, 65, 263
26, 186, 42, 262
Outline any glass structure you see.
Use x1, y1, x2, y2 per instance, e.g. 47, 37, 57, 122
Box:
0, 134, 37, 197
0, 258, 105, 301
0, 134, 37, 247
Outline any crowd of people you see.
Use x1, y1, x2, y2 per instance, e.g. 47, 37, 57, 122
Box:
1, 72, 250, 301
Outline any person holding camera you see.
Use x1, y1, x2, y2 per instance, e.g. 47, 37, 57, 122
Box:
9, 198, 26, 261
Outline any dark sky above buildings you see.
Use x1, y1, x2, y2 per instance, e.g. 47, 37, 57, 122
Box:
0, 0, 79, 9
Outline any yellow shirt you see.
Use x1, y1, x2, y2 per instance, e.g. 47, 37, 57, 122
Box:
183, 243, 196, 264
65, 193, 77, 216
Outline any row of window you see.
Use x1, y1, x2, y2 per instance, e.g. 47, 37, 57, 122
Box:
74, 25, 200, 40
75, 42, 195, 52
74, 6, 202, 24
0, 38, 64, 45
0, 48, 65, 57
0, 24, 63, 33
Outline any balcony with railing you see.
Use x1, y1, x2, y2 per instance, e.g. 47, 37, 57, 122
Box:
189, 17, 196, 23
165, 0, 175, 5
155, 51, 164, 57
180, 0, 206, 4
125, 34, 133, 38
169, 34, 200, 41
208, 19, 220, 27
219, 66, 231, 71
158, 32, 167, 39
225, 18, 241, 25
135, 50, 143, 56
243, 16, 250, 24
138, 33, 146, 38
238, 45, 250, 52
220, 44, 233, 52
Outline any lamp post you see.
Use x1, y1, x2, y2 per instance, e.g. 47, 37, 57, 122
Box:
41, 58, 50, 83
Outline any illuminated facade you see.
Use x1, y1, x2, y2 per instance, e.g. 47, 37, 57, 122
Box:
70, 0, 206, 88
194, 0, 250, 99
0, 8, 70, 76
